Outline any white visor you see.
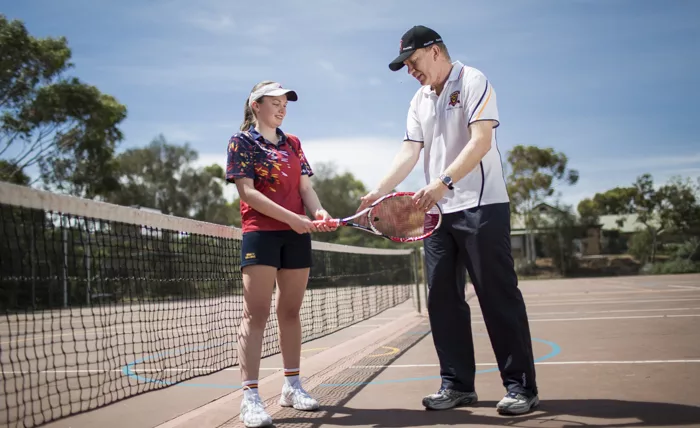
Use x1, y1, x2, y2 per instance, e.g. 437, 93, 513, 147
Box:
248, 82, 298, 106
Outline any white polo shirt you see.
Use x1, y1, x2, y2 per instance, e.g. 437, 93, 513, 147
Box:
404, 60, 509, 214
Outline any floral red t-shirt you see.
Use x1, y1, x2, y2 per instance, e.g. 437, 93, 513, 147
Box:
226, 126, 313, 232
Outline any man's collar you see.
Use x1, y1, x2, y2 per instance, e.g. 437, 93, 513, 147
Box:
447, 60, 465, 82
422, 61, 465, 95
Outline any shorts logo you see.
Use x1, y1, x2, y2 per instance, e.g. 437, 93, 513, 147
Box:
245, 252, 256, 259
448, 90, 461, 107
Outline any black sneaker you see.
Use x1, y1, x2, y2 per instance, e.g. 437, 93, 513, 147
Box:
496, 391, 539, 415
422, 388, 478, 410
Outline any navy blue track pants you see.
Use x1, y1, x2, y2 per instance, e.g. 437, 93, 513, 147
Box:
423, 202, 538, 395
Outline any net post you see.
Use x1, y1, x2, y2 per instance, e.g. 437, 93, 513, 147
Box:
62, 221, 68, 308
412, 247, 422, 314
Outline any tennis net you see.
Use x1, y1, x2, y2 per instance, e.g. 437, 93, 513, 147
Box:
0, 181, 419, 428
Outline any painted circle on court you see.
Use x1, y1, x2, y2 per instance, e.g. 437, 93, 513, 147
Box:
120, 333, 560, 389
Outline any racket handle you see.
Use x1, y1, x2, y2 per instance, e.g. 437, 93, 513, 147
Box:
313, 219, 340, 227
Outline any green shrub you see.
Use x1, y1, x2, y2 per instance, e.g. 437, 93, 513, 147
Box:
649, 259, 700, 274
628, 230, 653, 263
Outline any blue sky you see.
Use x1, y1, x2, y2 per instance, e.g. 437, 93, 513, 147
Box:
4, 0, 699, 209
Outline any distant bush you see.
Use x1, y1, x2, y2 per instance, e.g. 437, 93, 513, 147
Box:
648, 259, 700, 274
628, 230, 653, 263
640, 237, 700, 274
674, 237, 700, 262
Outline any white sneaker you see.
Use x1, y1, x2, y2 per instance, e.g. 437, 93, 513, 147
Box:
496, 391, 539, 415
279, 381, 320, 411
239, 394, 273, 427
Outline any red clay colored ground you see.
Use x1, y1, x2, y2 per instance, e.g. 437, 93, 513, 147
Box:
41, 274, 700, 428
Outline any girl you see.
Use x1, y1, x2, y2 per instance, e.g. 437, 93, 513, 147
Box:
226, 80, 335, 427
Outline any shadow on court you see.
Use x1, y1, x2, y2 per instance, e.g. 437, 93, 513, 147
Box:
266, 320, 700, 428
275, 400, 700, 427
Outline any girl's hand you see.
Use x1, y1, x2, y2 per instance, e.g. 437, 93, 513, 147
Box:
313, 209, 337, 232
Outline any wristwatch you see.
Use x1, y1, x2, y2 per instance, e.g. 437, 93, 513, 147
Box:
439, 173, 454, 190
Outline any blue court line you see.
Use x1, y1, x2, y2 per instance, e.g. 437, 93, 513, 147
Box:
318, 335, 561, 387
121, 340, 242, 388
121, 332, 560, 390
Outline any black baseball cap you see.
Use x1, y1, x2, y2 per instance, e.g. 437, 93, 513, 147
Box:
388, 25, 443, 71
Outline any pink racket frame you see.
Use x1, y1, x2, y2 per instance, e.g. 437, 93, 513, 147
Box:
314, 191, 443, 243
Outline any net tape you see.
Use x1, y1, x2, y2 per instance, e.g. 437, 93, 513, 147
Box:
0, 181, 418, 428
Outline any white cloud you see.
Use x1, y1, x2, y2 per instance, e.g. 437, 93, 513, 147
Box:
317, 60, 349, 83
184, 13, 235, 34
98, 63, 273, 91
299, 137, 426, 192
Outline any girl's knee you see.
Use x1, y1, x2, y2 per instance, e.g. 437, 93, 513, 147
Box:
242, 306, 271, 329
276, 305, 301, 323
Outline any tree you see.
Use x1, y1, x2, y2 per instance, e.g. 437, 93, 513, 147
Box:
0, 159, 29, 185
189, 165, 240, 226
657, 175, 700, 236
584, 174, 700, 263
540, 204, 580, 276
106, 135, 236, 224
576, 198, 600, 227
577, 185, 638, 229
0, 15, 127, 197
506, 145, 579, 263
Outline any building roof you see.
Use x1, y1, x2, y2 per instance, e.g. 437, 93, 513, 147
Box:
598, 213, 659, 233
510, 202, 659, 233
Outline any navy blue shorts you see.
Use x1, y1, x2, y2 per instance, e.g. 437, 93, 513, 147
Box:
240, 230, 312, 270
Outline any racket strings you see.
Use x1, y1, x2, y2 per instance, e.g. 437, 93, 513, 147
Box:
369, 196, 440, 239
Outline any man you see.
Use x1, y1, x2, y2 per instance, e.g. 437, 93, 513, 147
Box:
358, 25, 539, 415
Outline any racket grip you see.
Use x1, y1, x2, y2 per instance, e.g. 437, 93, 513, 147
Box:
313, 219, 340, 227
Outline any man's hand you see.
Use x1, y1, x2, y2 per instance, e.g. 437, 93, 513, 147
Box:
357, 189, 386, 212
313, 209, 337, 232
412, 178, 448, 212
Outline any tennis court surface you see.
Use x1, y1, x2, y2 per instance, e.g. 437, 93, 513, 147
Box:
2, 181, 700, 428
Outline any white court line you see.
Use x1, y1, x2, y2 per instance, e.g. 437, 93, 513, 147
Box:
526, 297, 700, 307
352, 360, 700, 369
669, 285, 700, 290
3, 300, 696, 342
472, 307, 700, 317
520, 288, 700, 298
495, 314, 700, 323
4, 306, 697, 343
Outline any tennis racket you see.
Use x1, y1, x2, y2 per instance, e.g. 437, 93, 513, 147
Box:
312, 191, 442, 243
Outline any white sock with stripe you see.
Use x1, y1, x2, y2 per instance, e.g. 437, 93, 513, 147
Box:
242, 379, 259, 400
284, 368, 300, 387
